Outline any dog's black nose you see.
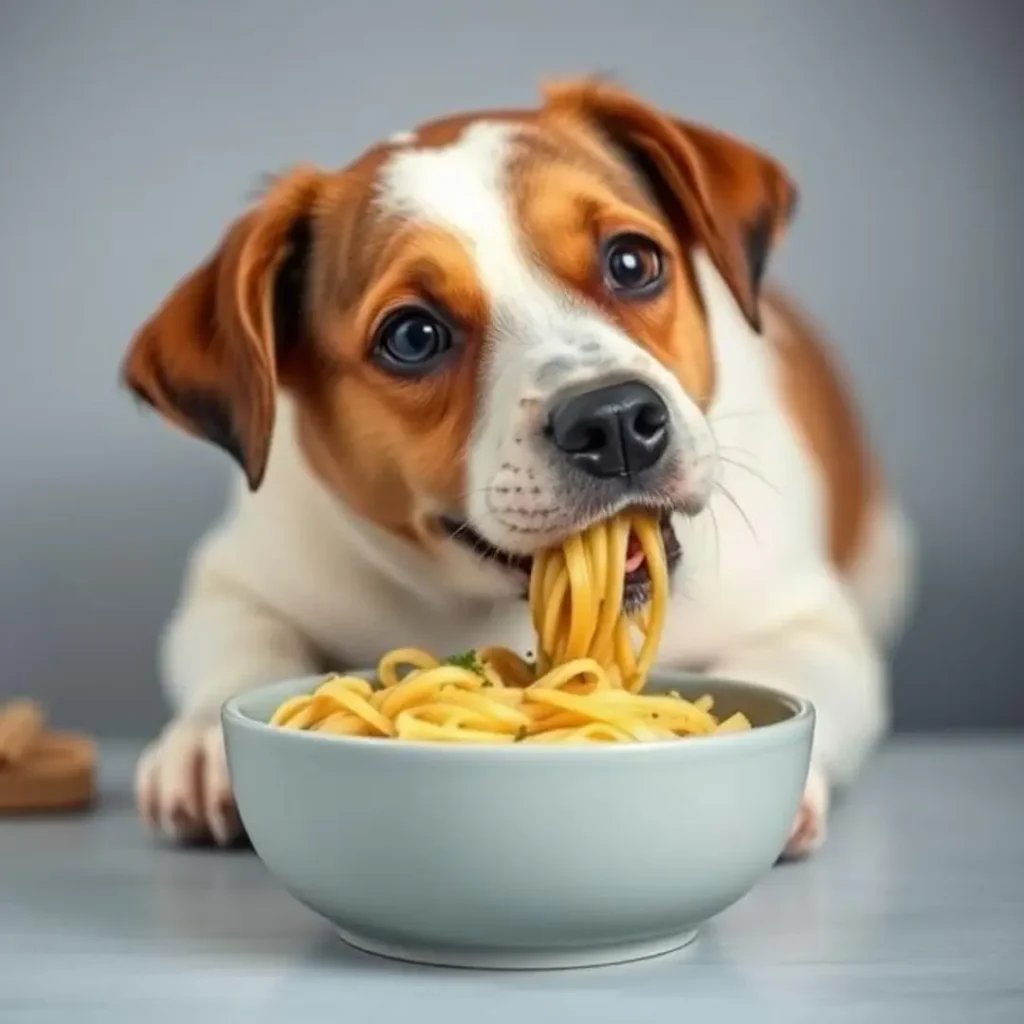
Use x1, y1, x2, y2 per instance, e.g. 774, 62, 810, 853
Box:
547, 381, 670, 478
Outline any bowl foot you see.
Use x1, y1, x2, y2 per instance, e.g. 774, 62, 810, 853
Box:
334, 926, 699, 970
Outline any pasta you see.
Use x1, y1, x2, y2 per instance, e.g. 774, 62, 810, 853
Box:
270, 512, 752, 744
529, 512, 666, 692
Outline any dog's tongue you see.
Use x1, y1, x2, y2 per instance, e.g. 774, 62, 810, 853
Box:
624, 531, 646, 575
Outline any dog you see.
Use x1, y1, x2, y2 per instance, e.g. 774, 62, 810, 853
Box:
122, 78, 915, 857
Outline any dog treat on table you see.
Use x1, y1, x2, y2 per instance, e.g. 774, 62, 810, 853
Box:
0, 699, 97, 814
0, 699, 44, 767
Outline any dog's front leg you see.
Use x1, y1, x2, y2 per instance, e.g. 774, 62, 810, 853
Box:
710, 572, 889, 859
137, 557, 319, 846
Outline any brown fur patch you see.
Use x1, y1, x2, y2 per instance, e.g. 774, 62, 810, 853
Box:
511, 124, 715, 407
292, 223, 491, 544
763, 289, 877, 569
122, 167, 330, 488
542, 78, 798, 332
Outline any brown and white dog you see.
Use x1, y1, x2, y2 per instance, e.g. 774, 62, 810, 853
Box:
122, 79, 914, 857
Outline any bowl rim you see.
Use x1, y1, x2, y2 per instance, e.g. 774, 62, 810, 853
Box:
222, 670, 815, 760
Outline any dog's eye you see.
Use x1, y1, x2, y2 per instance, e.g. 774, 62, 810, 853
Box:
602, 233, 665, 297
373, 306, 454, 375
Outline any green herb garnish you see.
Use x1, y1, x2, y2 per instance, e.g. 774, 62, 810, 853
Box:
442, 649, 484, 675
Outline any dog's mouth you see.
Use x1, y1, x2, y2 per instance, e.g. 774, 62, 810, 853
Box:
439, 511, 682, 608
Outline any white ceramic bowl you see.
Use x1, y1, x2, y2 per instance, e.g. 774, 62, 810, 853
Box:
222, 673, 813, 969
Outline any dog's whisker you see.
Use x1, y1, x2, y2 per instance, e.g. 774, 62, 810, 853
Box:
707, 503, 722, 582
714, 482, 760, 546
716, 455, 783, 497
714, 443, 766, 463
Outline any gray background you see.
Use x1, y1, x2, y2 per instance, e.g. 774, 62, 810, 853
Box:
1, 0, 1021, 736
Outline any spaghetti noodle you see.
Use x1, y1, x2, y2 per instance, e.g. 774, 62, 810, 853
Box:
270, 512, 752, 743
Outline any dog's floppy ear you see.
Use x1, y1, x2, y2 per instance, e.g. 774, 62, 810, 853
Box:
121, 167, 326, 489
544, 78, 797, 331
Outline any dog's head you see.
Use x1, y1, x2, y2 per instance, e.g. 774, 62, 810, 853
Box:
123, 79, 796, 599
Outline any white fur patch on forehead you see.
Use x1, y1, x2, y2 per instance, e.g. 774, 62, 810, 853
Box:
377, 121, 512, 236
375, 121, 573, 316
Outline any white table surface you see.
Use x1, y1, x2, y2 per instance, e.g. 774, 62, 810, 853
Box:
2, 738, 1023, 1024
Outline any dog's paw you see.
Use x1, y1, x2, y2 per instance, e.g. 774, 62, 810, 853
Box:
781, 763, 830, 861
135, 718, 241, 846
